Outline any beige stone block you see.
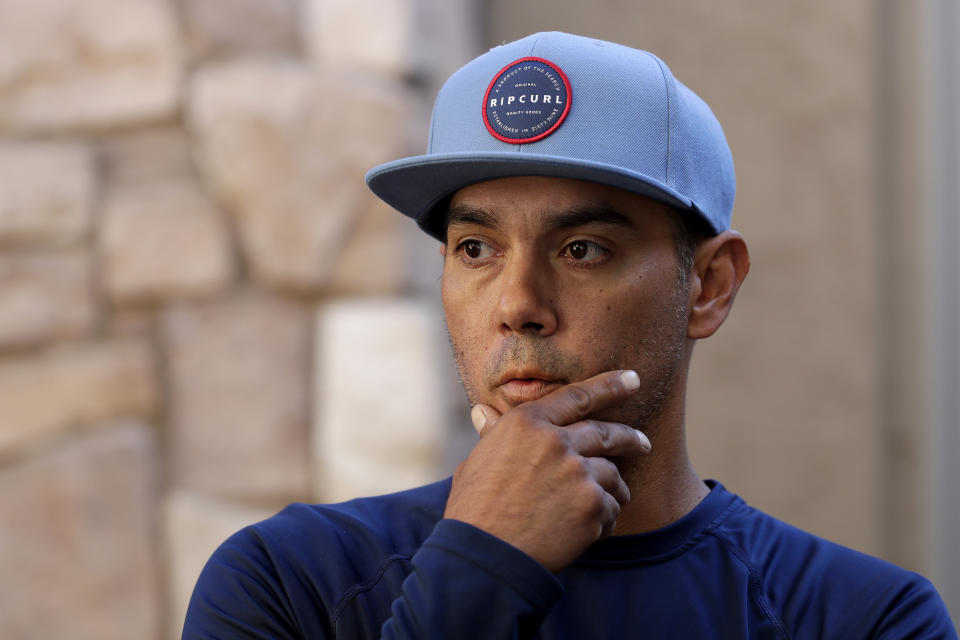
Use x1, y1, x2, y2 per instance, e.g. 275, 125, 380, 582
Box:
0, 0, 182, 133
98, 126, 193, 184
0, 422, 159, 640
106, 308, 156, 339
315, 298, 447, 501
0, 142, 95, 246
164, 291, 311, 501
301, 73, 413, 185
165, 491, 273, 640
0, 251, 96, 349
0, 339, 158, 454
179, 0, 300, 62
99, 180, 235, 304
326, 198, 412, 296
188, 58, 410, 291
305, 0, 413, 76
408, 0, 481, 84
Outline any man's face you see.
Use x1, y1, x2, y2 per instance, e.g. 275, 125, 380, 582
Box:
441, 176, 693, 430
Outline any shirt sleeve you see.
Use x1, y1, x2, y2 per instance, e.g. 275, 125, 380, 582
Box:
380, 519, 564, 639
182, 518, 564, 640
181, 527, 318, 640
869, 574, 959, 640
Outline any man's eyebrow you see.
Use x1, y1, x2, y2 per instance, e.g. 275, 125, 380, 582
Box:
543, 205, 635, 232
444, 202, 635, 235
445, 204, 501, 230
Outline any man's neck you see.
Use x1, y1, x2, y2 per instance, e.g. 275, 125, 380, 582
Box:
609, 405, 708, 536
611, 456, 708, 536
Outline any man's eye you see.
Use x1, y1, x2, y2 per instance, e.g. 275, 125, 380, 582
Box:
562, 240, 608, 262
456, 239, 495, 261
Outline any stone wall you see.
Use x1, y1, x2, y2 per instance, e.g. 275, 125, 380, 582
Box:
0, 1, 475, 637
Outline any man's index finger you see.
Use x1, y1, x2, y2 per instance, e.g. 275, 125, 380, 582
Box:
538, 370, 640, 425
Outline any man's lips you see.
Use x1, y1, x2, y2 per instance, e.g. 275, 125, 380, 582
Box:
496, 372, 564, 405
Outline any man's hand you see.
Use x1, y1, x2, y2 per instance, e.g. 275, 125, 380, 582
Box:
443, 370, 652, 573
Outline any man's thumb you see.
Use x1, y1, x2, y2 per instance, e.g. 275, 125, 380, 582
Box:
470, 404, 501, 434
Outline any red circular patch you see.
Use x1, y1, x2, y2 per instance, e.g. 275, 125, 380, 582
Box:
482, 57, 572, 144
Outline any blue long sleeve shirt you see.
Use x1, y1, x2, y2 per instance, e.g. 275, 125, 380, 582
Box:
182, 479, 957, 638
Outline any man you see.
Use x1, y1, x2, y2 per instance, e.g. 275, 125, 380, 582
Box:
183, 32, 957, 638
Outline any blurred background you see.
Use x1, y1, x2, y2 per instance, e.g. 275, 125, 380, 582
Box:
0, 0, 958, 637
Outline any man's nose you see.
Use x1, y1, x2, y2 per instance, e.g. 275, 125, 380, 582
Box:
494, 253, 558, 336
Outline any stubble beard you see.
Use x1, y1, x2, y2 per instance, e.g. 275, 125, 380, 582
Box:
615, 289, 688, 437
446, 277, 691, 434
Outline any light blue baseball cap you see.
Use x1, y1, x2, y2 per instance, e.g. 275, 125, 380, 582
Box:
366, 31, 735, 240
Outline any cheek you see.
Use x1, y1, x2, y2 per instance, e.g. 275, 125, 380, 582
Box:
441, 269, 473, 332
441, 273, 486, 367
568, 302, 640, 366
563, 276, 678, 361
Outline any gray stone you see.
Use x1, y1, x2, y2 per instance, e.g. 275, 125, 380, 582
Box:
163, 290, 312, 501
99, 180, 235, 304
0, 251, 96, 350
0, 422, 160, 640
164, 491, 273, 639
314, 298, 447, 501
178, 0, 301, 63
0, 142, 95, 246
0, 0, 182, 133
0, 339, 158, 455
188, 59, 410, 291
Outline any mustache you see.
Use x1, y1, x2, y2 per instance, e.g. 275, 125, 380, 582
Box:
483, 337, 584, 389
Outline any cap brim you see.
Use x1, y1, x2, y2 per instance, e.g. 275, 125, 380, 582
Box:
365, 151, 698, 241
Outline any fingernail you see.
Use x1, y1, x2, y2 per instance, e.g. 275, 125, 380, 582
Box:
635, 430, 652, 452
620, 370, 640, 391
470, 405, 488, 433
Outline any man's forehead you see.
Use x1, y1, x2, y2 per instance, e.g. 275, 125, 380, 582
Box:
446, 176, 671, 231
